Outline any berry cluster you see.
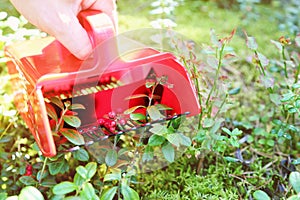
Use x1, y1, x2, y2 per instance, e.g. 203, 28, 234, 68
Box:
97, 111, 127, 135
24, 164, 32, 176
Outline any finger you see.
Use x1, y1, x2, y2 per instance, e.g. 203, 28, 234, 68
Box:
53, 15, 93, 60
90, 0, 118, 31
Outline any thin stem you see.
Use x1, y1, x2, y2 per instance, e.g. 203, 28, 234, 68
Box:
39, 157, 48, 184
281, 45, 288, 78
205, 44, 225, 116
213, 94, 228, 120
254, 50, 266, 76
294, 63, 300, 84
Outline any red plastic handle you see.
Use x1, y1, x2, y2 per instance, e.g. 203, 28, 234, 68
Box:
77, 10, 115, 48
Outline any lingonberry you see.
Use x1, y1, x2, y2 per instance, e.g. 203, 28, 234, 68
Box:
118, 119, 127, 126
108, 111, 116, 119
97, 118, 105, 126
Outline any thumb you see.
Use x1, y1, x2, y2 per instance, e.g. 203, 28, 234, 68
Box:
54, 16, 92, 60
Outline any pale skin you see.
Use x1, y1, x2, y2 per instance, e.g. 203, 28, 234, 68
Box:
10, 0, 117, 60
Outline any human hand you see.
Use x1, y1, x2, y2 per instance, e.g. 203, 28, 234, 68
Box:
10, 0, 117, 60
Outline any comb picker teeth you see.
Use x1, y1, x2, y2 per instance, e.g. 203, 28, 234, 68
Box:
90, 86, 98, 93
101, 85, 109, 90
85, 87, 94, 94
105, 83, 114, 89
96, 86, 102, 91
60, 93, 68, 100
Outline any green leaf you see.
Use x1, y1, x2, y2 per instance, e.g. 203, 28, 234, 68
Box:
179, 133, 192, 146
222, 127, 232, 135
63, 115, 81, 128
266, 139, 275, 147
246, 36, 258, 50
142, 147, 154, 162
48, 160, 65, 175
287, 195, 300, 200
19, 186, 45, 200
224, 156, 240, 162
281, 91, 295, 102
53, 181, 77, 195
5, 196, 18, 200
289, 171, 300, 193
60, 128, 85, 145
228, 87, 240, 95
74, 173, 85, 187
50, 97, 64, 109
80, 183, 96, 200
68, 104, 85, 110
0, 193, 7, 200
269, 93, 281, 105
257, 52, 269, 67
231, 128, 243, 136
76, 166, 88, 179
149, 124, 168, 135
46, 103, 58, 121
166, 133, 181, 147
203, 118, 214, 128
19, 176, 37, 186
121, 185, 140, 200
73, 148, 89, 161
145, 81, 156, 88
130, 113, 146, 121
124, 105, 146, 114
162, 143, 175, 163
148, 134, 165, 146
125, 94, 148, 100
100, 186, 118, 200
103, 173, 121, 182
85, 162, 97, 180
147, 105, 164, 120
253, 190, 271, 200
154, 104, 173, 111
105, 149, 118, 167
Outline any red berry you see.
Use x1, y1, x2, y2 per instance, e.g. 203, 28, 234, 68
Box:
118, 119, 127, 126
109, 126, 116, 132
97, 118, 105, 126
108, 111, 116, 119
104, 121, 110, 128
110, 121, 116, 128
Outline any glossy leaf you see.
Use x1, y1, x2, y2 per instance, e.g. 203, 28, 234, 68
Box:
103, 173, 121, 182
147, 105, 164, 120
19, 176, 37, 186
289, 171, 300, 193
63, 115, 81, 128
60, 128, 85, 145
166, 133, 181, 147
68, 104, 85, 110
100, 187, 118, 200
105, 149, 118, 167
130, 113, 146, 121
46, 103, 58, 121
121, 185, 140, 200
148, 134, 165, 146
124, 105, 146, 114
80, 183, 97, 200
50, 97, 64, 109
85, 162, 97, 180
162, 143, 175, 163
73, 148, 89, 161
19, 186, 44, 200
53, 181, 77, 195
125, 94, 148, 100
76, 166, 88, 179
253, 190, 270, 200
